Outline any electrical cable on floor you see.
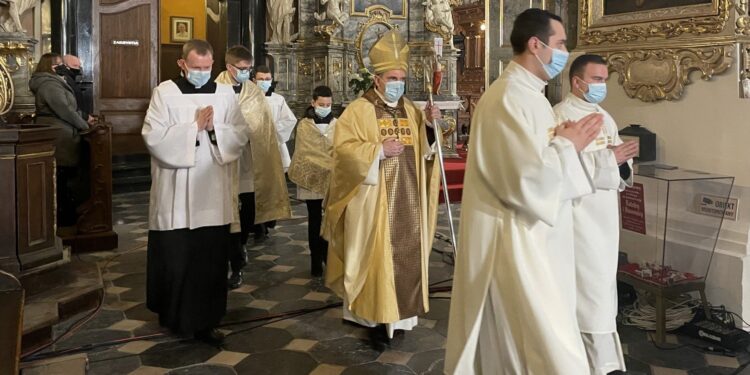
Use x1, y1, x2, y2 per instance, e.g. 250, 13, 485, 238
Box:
22, 223, 458, 363
20, 244, 147, 361
621, 294, 699, 331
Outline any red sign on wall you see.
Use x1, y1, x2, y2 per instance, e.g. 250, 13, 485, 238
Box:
620, 183, 646, 234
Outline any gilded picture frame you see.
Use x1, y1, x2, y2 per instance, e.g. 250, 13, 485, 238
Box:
170, 16, 194, 44
579, 0, 730, 45
351, 0, 407, 19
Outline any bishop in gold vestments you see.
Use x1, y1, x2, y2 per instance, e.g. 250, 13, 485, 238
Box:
322, 30, 442, 338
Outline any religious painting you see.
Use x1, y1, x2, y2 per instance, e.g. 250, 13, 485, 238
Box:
603, 0, 712, 16
579, 0, 726, 45
583, 0, 721, 29
170, 16, 193, 43
351, 0, 407, 19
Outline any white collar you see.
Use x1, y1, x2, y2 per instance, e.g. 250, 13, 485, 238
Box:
374, 89, 399, 108
565, 93, 600, 113
505, 61, 548, 93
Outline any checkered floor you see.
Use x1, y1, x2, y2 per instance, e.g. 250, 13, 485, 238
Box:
28, 190, 750, 374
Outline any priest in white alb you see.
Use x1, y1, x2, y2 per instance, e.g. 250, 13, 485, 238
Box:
445, 9, 604, 374
554, 54, 637, 375
143, 40, 248, 345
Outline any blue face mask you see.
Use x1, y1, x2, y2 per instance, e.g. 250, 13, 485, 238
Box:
583, 82, 607, 104
235, 69, 250, 83
535, 41, 569, 80
314, 106, 331, 118
383, 81, 405, 103
187, 69, 211, 88
257, 80, 272, 93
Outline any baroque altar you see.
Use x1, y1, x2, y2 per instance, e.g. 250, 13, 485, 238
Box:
264, 0, 461, 117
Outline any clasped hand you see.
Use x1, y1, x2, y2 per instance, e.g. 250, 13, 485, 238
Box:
609, 140, 639, 165
196, 106, 214, 131
555, 113, 603, 152
382, 138, 404, 157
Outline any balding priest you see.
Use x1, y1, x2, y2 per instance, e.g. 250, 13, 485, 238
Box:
322, 29, 443, 339
143, 39, 248, 345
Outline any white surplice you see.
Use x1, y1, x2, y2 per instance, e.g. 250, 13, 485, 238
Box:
142, 81, 248, 231
444, 61, 595, 375
554, 93, 633, 375
265, 92, 297, 171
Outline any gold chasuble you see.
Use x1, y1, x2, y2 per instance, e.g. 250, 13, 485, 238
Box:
322, 88, 441, 323
288, 117, 334, 196
215, 72, 291, 223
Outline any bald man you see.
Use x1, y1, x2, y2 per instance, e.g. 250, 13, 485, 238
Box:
57, 54, 91, 119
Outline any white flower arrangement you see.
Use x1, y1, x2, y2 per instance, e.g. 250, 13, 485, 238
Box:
348, 68, 374, 96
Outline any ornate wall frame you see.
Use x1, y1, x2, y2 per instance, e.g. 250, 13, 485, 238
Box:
602, 44, 733, 102
355, 6, 398, 68
577, 0, 735, 102
351, 0, 407, 19
579, 0, 730, 45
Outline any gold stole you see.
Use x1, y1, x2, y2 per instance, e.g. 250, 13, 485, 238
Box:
215, 71, 291, 223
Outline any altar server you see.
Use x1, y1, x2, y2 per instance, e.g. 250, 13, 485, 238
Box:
143, 39, 248, 345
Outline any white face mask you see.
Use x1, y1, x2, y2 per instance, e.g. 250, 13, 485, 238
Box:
533, 40, 569, 80
383, 81, 405, 102
257, 80, 272, 93
314, 106, 331, 118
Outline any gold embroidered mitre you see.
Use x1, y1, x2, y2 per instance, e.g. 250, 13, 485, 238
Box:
368, 29, 409, 74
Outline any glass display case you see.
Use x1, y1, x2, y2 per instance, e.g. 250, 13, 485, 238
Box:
618, 165, 735, 342
619, 165, 735, 285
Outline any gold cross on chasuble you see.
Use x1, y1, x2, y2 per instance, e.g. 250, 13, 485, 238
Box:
378, 118, 414, 146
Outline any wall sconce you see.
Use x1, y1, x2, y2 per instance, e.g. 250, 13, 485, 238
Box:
479, 22, 486, 31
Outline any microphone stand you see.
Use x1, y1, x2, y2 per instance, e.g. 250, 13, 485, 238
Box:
425, 54, 458, 255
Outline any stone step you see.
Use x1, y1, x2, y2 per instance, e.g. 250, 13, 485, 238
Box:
112, 154, 152, 193
113, 175, 152, 194
20, 259, 103, 354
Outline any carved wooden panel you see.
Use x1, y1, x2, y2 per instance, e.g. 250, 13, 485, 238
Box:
0, 149, 17, 274
94, 0, 158, 155
99, 6, 152, 99
15, 145, 56, 266
0, 126, 61, 275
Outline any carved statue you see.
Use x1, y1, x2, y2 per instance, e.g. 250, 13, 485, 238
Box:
267, 0, 298, 45
0, 0, 35, 34
314, 0, 349, 28
424, 0, 454, 42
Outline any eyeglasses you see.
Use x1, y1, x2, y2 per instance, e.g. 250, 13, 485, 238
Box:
231, 64, 253, 73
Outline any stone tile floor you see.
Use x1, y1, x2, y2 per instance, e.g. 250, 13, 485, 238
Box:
23, 190, 750, 374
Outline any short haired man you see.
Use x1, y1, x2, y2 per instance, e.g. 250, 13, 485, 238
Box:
251, 65, 297, 234
215, 46, 292, 289
445, 9, 602, 374
251, 65, 297, 172
554, 54, 637, 375
143, 39, 249, 345
288, 85, 336, 277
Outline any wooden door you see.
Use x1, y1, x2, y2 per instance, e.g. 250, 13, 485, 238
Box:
93, 0, 158, 155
